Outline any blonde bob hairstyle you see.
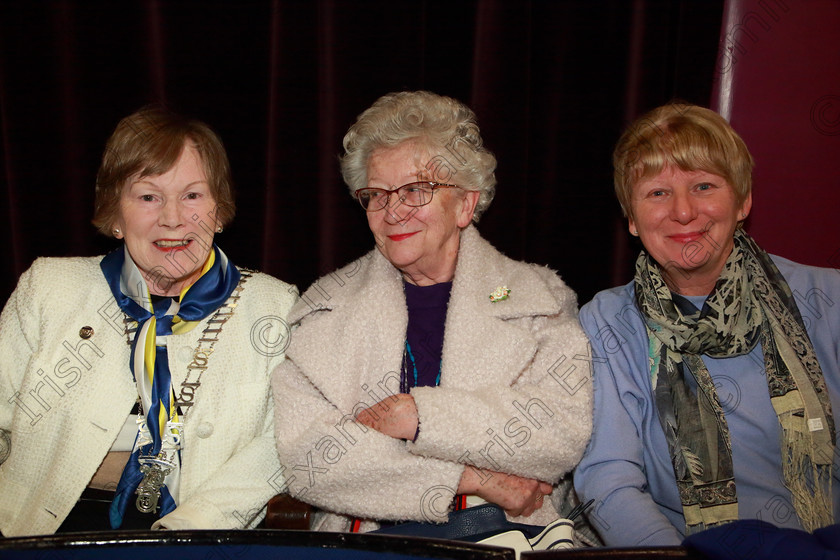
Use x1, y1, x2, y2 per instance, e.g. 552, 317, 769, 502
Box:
613, 103, 754, 220
92, 107, 235, 236
340, 91, 497, 221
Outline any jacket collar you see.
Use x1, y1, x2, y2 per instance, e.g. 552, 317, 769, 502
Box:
441, 225, 560, 389
287, 226, 562, 410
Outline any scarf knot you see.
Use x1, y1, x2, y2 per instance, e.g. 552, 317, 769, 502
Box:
635, 229, 834, 533
100, 245, 240, 527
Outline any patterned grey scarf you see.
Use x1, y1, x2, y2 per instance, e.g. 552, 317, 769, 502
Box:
635, 229, 834, 534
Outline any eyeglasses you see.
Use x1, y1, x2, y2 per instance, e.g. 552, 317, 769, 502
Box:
355, 181, 459, 212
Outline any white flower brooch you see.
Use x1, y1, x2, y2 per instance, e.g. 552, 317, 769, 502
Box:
489, 286, 511, 302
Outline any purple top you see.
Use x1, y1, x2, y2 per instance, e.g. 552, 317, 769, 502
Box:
402, 281, 452, 391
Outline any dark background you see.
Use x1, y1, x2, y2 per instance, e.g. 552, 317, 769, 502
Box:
0, 0, 726, 306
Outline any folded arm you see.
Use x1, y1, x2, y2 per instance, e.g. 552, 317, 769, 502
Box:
356, 394, 552, 517
406, 308, 592, 484
272, 359, 466, 523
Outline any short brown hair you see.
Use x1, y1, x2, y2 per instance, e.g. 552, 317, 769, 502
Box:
613, 103, 753, 219
93, 107, 235, 236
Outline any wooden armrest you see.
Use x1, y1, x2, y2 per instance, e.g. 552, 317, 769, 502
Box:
264, 494, 314, 530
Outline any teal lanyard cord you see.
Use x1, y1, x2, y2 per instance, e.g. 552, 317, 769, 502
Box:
402, 340, 442, 392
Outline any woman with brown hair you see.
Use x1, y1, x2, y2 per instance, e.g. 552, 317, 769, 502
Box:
0, 107, 297, 535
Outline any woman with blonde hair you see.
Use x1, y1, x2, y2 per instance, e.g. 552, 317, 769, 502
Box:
575, 103, 840, 547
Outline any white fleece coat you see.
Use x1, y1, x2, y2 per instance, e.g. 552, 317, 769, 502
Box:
0, 255, 297, 536
271, 226, 592, 531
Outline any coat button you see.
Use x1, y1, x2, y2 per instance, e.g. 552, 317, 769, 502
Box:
79, 326, 94, 339
196, 422, 214, 438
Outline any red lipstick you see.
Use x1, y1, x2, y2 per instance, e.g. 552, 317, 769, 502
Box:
387, 232, 419, 242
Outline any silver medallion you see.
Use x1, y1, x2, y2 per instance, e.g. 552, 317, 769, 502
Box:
135, 461, 171, 513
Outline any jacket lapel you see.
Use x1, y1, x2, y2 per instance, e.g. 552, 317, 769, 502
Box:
287, 226, 563, 410
442, 226, 562, 388
287, 250, 408, 412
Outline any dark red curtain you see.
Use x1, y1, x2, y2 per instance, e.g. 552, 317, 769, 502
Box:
0, 0, 724, 306
712, 0, 840, 270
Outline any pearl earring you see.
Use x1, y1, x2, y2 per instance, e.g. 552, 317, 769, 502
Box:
216, 226, 223, 233
113, 228, 121, 236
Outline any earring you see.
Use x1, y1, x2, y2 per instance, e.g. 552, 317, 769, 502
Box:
113, 228, 121, 236
632, 230, 639, 236
216, 226, 223, 233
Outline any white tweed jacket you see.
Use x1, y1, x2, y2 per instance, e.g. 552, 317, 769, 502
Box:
0, 255, 297, 536
271, 226, 592, 531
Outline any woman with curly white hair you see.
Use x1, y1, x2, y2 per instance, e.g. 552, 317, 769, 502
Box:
271, 91, 592, 536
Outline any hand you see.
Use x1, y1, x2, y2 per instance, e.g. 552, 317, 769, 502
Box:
457, 466, 553, 518
355, 393, 419, 440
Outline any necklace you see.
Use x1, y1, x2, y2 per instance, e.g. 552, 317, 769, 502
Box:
122, 269, 252, 412
401, 340, 442, 393
401, 341, 417, 393
117, 269, 252, 514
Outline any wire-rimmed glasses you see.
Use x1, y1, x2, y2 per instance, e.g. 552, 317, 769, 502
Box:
354, 181, 459, 212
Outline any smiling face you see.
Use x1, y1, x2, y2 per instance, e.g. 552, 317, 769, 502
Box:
628, 166, 752, 296
113, 144, 218, 296
365, 141, 479, 286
